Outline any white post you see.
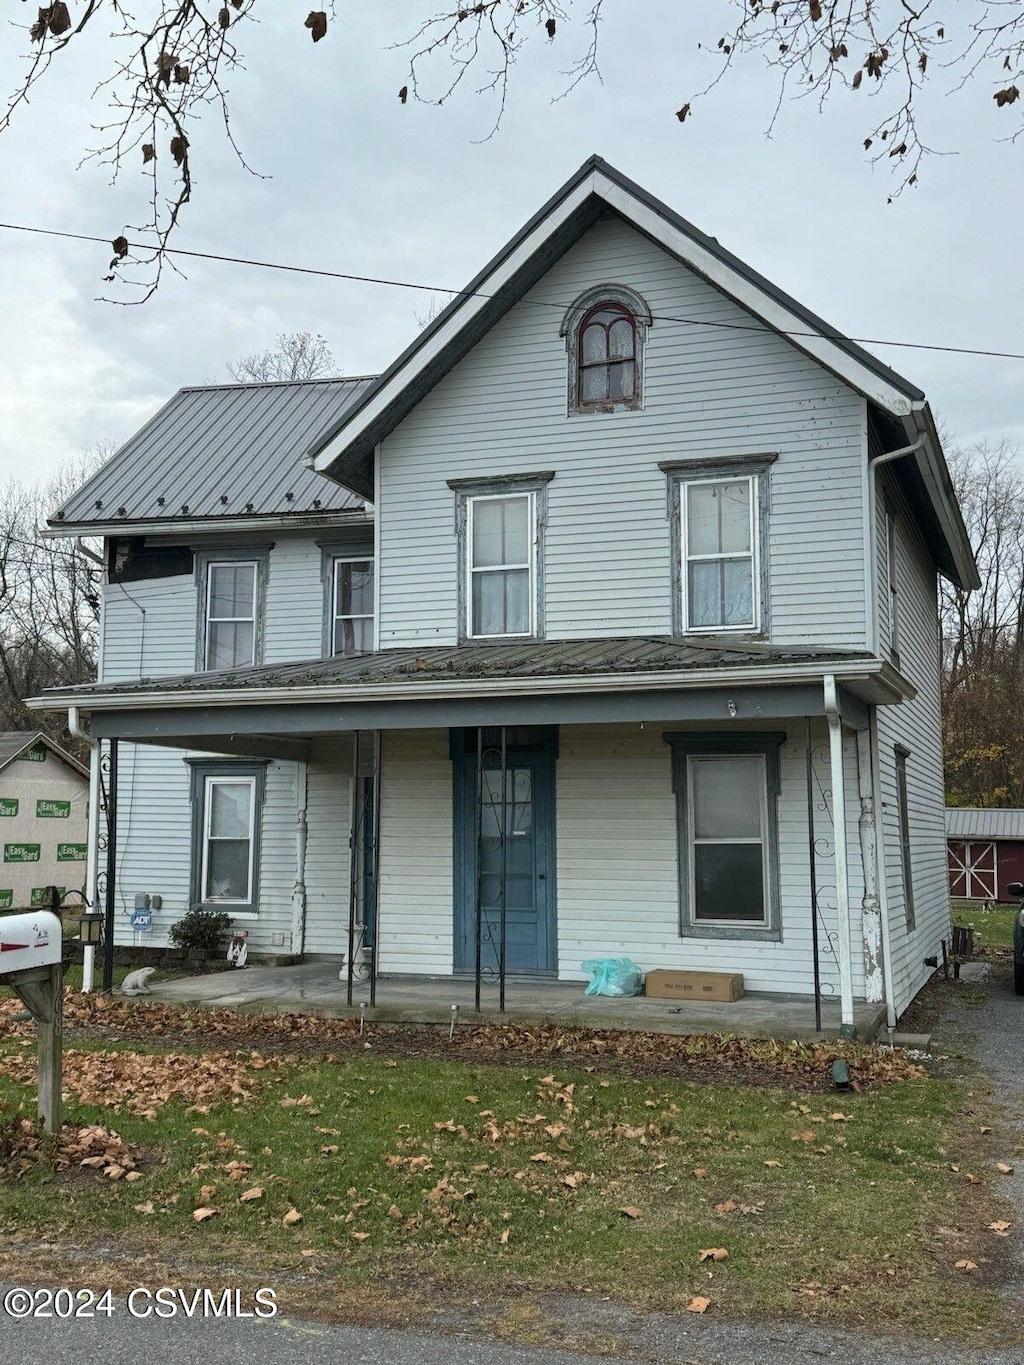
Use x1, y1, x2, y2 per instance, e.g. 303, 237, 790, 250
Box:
83, 730, 102, 993
824, 676, 856, 1036
856, 729, 884, 1004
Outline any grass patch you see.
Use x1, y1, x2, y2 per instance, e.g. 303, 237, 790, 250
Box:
0, 1038, 1016, 1341
952, 900, 1017, 954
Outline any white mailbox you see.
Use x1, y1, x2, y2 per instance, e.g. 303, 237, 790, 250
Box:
0, 911, 63, 974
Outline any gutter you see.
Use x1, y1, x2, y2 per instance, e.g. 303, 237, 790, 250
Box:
41, 510, 373, 542
907, 405, 981, 592
26, 657, 916, 715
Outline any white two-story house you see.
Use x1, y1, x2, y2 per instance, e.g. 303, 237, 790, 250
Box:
32, 157, 978, 1034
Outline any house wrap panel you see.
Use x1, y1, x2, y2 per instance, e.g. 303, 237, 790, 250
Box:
0, 747, 88, 910
874, 471, 949, 1016
378, 214, 868, 650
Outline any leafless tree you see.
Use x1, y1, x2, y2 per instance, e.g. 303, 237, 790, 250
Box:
227, 331, 338, 383
940, 439, 1024, 806
3, 4, 1023, 299
0, 452, 107, 754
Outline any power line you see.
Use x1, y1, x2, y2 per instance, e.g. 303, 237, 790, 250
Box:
1, 218, 1023, 365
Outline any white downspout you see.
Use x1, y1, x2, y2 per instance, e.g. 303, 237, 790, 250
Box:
68, 706, 100, 993
856, 725, 890, 1019
867, 437, 925, 654
291, 760, 309, 958
824, 675, 856, 1036
869, 710, 899, 1031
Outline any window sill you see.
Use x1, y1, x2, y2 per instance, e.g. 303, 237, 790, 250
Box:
680, 922, 782, 944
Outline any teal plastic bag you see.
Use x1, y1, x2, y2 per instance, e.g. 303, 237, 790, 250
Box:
581, 957, 643, 997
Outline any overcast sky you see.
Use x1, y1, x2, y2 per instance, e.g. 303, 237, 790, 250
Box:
0, 4, 1020, 494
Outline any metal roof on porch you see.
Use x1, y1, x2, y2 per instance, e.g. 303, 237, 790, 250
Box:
38, 636, 877, 701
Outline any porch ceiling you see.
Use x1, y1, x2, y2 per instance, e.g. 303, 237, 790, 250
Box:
28, 636, 907, 745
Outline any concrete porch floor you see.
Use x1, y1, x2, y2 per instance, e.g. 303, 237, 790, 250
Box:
148, 962, 886, 1042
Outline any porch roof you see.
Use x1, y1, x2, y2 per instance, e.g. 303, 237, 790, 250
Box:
27, 638, 911, 757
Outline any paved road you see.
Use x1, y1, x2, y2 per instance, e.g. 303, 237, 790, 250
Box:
3, 1285, 1023, 1365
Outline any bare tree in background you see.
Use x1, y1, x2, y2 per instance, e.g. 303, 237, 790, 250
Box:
0, 452, 107, 754
941, 439, 1024, 807
3, 3, 1024, 297
227, 331, 338, 384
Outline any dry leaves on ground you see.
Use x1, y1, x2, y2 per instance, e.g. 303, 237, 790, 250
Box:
0, 1046, 272, 1118
0, 993, 925, 1092
0, 1117, 140, 1182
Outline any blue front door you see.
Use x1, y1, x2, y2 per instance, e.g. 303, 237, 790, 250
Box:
454, 731, 557, 974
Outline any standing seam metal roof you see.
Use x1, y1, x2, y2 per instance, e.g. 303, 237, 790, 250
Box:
51, 376, 377, 529
946, 808, 1024, 841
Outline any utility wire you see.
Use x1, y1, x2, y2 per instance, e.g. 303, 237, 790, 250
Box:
1, 219, 1023, 365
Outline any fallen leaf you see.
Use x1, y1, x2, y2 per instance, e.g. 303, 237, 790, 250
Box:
687, 1296, 710, 1314
500, 1227, 510, 1245
692, 1167, 708, 1178
699, 1247, 729, 1262
283, 1208, 303, 1226
791, 1131, 815, 1143
955, 1259, 978, 1271
989, 1220, 1011, 1236
530, 1152, 552, 1163
715, 1200, 737, 1215
239, 1187, 264, 1203
133, 1201, 155, 1215
620, 1206, 641, 1219
764, 1160, 782, 1168
997, 1162, 1015, 1175
192, 1207, 218, 1222
351, 1230, 370, 1242
198, 1184, 217, 1204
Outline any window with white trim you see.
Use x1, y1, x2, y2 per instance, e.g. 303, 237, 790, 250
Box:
895, 747, 915, 928
205, 560, 257, 669
682, 476, 758, 631
467, 492, 535, 639
666, 731, 783, 941
332, 558, 375, 656
201, 775, 256, 905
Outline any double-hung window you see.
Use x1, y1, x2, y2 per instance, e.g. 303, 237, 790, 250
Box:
188, 761, 267, 914
895, 746, 915, 928
332, 558, 374, 656
467, 492, 535, 639
666, 732, 784, 940
662, 455, 774, 637
205, 561, 257, 669
683, 477, 757, 631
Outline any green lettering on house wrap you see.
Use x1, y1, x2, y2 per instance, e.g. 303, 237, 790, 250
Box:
0, 890, 12, 909
4, 843, 40, 863
22, 743, 46, 762
36, 798, 71, 819
0, 797, 18, 818
57, 843, 87, 861
30, 886, 65, 906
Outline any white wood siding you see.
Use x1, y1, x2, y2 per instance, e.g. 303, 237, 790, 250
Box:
555, 721, 864, 996
369, 721, 867, 998
304, 736, 354, 955
377, 729, 454, 975
378, 214, 869, 650
874, 478, 949, 1016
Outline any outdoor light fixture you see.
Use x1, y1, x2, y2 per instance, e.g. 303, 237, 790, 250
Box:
78, 913, 104, 946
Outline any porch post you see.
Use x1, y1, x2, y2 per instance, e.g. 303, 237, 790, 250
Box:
856, 728, 885, 1005
823, 677, 856, 1036
804, 718, 823, 1033
102, 737, 118, 993
82, 735, 102, 993
369, 729, 382, 1006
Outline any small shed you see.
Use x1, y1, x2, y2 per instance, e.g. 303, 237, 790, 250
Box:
946, 807, 1024, 903
0, 732, 89, 910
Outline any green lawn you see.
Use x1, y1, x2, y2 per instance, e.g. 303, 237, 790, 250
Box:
0, 1036, 1017, 1340
952, 900, 1018, 953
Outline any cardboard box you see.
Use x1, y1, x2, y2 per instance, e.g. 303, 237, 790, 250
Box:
644, 969, 744, 1003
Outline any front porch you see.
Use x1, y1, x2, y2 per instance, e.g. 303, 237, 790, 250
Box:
147, 961, 887, 1041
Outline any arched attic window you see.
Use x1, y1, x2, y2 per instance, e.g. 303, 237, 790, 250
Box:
561, 285, 652, 415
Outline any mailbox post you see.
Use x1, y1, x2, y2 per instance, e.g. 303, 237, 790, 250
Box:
0, 911, 64, 1133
